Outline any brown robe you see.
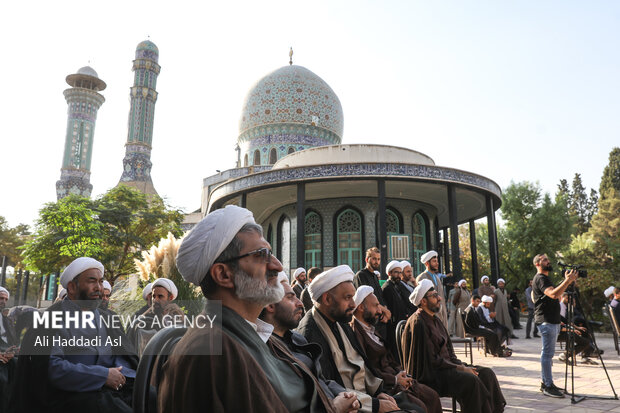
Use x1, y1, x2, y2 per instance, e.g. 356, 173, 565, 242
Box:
351, 317, 442, 413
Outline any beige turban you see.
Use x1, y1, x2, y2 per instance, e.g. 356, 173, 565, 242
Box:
353, 286, 374, 309
142, 282, 153, 301
0, 287, 9, 299
481, 295, 493, 303
176, 205, 256, 285
386, 260, 403, 274
309, 265, 354, 302
153, 278, 178, 300
60, 257, 104, 288
410, 279, 434, 306
293, 268, 306, 279
277, 271, 289, 284
420, 250, 438, 264
102, 280, 112, 292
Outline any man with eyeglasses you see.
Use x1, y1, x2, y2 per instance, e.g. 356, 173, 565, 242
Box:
160, 205, 335, 413
401, 279, 505, 413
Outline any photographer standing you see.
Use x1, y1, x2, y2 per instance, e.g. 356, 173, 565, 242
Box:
532, 254, 578, 398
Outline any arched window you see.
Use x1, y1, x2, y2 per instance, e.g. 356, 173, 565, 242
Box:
386, 209, 400, 234
336, 208, 362, 272
253, 149, 261, 166
269, 148, 277, 164
288, 147, 295, 155
277, 216, 291, 274
243, 154, 248, 167
267, 224, 273, 249
412, 212, 428, 274
304, 211, 322, 268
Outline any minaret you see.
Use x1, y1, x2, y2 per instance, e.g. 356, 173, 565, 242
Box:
117, 40, 160, 195
56, 66, 106, 200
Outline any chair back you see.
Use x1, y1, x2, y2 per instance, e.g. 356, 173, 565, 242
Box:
133, 326, 188, 413
606, 304, 620, 355
395, 319, 407, 365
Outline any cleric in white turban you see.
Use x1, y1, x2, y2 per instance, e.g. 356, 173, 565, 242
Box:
152, 278, 178, 300
176, 205, 256, 286
60, 257, 104, 288
604, 286, 615, 299
481, 295, 493, 303
353, 285, 374, 309
481, 275, 489, 283
420, 250, 438, 264
409, 279, 435, 306
142, 282, 153, 301
277, 271, 290, 285
102, 280, 112, 292
0, 286, 9, 299
308, 265, 355, 303
385, 260, 403, 275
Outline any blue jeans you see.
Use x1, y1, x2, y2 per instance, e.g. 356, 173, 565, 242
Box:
539, 322, 560, 386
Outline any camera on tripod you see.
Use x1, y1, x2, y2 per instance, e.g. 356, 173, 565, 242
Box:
558, 261, 588, 278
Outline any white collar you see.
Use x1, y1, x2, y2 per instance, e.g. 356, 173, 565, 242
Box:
246, 318, 274, 343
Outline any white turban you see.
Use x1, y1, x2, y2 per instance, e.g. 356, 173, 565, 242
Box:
152, 278, 178, 300
0, 287, 9, 299
481, 275, 489, 283
277, 271, 289, 284
60, 257, 104, 288
458, 279, 467, 287
308, 265, 354, 302
420, 250, 438, 264
353, 286, 374, 309
374, 270, 381, 276
481, 295, 493, 303
293, 268, 306, 279
177, 205, 256, 285
58, 288, 67, 300
410, 279, 434, 306
386, 260, 403, 274
142, 282, 153, 301
604, 286, 615, 298
497, 278, 505, 285
400, 260, 411, 269
102, 280, 112, 291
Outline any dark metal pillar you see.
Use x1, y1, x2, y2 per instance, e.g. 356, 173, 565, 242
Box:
22, 270, 30, 304
442, 228, 450, 274
486, 194, 500, 284
296, 183, 305, 270
15, 269, 22, 306
469, 220, 479, 289
0, 256, 6, 287
447, 185, 462, 278
53, 271, 60, 300
378, 179, 388, 279
240, 193, 247, 208
433, 218, 440, 252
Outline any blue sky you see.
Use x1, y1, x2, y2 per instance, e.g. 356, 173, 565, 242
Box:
1, 0, 618, 227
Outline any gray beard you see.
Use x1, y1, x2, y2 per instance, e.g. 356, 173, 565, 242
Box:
234, 268, 284, 307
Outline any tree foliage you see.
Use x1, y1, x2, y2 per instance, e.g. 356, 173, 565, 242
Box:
0, 217, 30, 268
22, 186, 184, 282
599, 147, 620, 200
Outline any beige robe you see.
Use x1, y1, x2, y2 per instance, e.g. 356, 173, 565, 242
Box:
416, 271, 448, 327
493, 287, 513, 335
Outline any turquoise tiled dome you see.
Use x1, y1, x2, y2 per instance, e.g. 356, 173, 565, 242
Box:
136, 40, 159, 62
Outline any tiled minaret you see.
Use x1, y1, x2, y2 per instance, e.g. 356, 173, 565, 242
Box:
118, 40, 160, 195
56, 66, 106, 199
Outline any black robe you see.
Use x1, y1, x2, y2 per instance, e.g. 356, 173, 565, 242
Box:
463, 305, 502, 356
8, 300, 138, 413
401, 309, 505, 413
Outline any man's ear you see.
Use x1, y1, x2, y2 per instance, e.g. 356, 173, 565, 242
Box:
265, 303, 276, 314
209, 263, 235, 289
67, 279, 78, 296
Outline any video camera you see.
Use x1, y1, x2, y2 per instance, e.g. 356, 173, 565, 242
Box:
557, 261, 587, 278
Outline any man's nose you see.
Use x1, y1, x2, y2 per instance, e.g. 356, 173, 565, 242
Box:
269, 255, 284, 272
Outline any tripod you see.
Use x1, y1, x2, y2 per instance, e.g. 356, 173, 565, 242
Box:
562, 290, 618, 404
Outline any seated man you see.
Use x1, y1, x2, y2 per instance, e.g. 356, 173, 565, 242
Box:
10, 257, 138, 413
558, 292, 597, 365
476, 295, 510, 346
297, 265, 423, 413
260, 274, 360, 413
611, 287, 620, 321
401, 280, 506, 413
351, 286, 442, 413
463, 295, 510, 357
159, 205, 333, 412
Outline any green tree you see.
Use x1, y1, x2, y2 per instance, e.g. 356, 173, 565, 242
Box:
498, 181, 573, 290
458, 223, 491, 285
599, 147, 620, 200
0, 216, 29, 268
22, 195, 103, 274
570, 173, 598, 234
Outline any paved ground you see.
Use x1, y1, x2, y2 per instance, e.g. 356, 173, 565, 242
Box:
444, 325, 620, 412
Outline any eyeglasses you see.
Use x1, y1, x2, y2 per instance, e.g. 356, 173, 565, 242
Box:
424, 292, 439, 299
217, 247, 273, 263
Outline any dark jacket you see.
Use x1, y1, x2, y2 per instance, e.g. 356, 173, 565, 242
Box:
354, 268, 386, 306
0, 314, 18, 349
382, 279, 417, 324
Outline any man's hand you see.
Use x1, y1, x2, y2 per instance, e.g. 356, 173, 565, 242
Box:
395, 370, 412, 389
565, 269, 578, 284
458, 365, 479, 376
379, 305, 391, 323
333, 392, 360, 413
105, 366, 126, 390
377, 393, 399, 413
489, 311, 496, 318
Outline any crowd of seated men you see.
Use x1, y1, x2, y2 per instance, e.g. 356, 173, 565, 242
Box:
3, 205, 508, 413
